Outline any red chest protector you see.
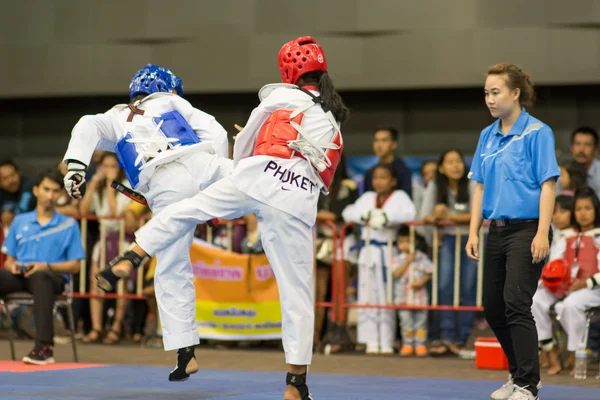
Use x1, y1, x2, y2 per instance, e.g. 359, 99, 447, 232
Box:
253, 86, 343, 192
564, 232, 600, 280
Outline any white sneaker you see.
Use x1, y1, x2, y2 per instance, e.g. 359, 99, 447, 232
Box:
491, 375, 542, 400
365, 343, 379, 354
490, 377, 515, 400
380, 347, 394, 355
507, 386, 538, 400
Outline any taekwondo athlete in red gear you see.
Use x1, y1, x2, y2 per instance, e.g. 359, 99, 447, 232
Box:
61, 64, 231, 380
96, 37, 349, 400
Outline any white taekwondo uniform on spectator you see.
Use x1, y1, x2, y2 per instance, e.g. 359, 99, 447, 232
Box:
132, 84, 342, 365
342, 190, 415, 352
547, 229, 600, 351
531, 227, 576, 345
62, 92, 231, 351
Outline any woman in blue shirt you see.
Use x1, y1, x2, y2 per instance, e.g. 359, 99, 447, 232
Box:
466, 64, 559, 400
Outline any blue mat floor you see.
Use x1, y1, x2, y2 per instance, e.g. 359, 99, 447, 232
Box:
0, 366, 599, 400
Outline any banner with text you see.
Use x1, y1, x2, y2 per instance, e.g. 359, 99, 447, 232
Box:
191, 239, 282, 340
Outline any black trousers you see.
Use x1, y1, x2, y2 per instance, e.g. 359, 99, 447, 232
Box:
483, 220, 550, 396
0, 269, 64, 345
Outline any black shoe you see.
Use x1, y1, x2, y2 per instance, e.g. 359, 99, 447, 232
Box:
168, 346, 197, 382
286, 372, 313, 400
22, 343, 55, 365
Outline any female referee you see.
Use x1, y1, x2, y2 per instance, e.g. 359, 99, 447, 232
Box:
466, 64, 560, 400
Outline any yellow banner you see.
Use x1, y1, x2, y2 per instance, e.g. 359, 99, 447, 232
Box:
190, 239, 282, 340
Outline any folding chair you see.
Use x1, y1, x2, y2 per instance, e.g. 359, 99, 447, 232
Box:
0, 274, 78, 362
583, 305, 600, 378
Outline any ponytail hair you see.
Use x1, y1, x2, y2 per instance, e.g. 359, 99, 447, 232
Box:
299, 71, 350, 123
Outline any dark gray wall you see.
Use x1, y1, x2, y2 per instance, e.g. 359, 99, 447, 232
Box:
4, 0, 600, 97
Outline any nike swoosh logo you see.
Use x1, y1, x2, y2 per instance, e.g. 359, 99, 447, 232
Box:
281, 186, 292, 191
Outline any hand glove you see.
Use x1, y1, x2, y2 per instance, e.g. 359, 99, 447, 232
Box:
64, 160, 87, 199
368, 208, 388, 229
360, 209, 371, 223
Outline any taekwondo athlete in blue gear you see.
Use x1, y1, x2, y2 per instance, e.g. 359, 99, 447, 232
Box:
61, 64, 232, 382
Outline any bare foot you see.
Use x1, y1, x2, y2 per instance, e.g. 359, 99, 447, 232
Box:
548, 365, 562, 375
547, 349, 562, 375
540, 351, 549, 368
565, 352, 575, 370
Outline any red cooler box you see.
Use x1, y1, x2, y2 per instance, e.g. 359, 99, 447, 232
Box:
475, 337, 509, 370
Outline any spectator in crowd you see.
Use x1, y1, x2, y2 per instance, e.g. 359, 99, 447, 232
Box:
392, 224, 433, 357
314, 155, 359, 351
553, 188, 600, 375
0, 160, 36, 229
558, 161, 587, 197
532, 194, 575, 375
570, 126, 600, 197
123, 201, 152, 343
0, 168, 84, 364
79, 153, 132, 344
342, 164, 416, 354
420, 149, 477, 357
362, 125, 413, 198
412, 160, 437, 213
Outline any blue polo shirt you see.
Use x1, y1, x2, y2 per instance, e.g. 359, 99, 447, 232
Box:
468, 109, 560, 220
1, 210, 85, 267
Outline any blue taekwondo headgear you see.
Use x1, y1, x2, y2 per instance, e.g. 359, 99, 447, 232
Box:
129, 64, 180, 100
173, 75, 184, 97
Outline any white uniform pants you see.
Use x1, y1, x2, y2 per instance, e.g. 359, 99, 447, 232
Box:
531, 285, 558, 343
357, 247, 395, 350
136, 175, 315, 365
554, 288, 600, 351
142, 152, 232, 351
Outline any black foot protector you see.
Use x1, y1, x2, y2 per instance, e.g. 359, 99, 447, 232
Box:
286, 372, 313, 400
169, 346, 197, 382
96, 250, 146, 292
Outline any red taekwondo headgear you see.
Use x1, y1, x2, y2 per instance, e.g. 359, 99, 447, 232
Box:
541, 258, 572, 294
278, 36, 328, 85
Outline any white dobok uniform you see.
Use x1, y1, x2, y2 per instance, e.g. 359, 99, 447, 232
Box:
132, 83, 343, 365
536, 228, 600, 351
62, 93, 231, 351
342, 190, 416, 350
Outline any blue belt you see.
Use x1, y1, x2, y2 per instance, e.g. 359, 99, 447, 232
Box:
351, 240, 389, 284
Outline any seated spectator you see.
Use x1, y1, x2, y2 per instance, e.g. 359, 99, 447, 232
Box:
551, 188, 600, 375
0, 168, 84, 365
419, 149, 477, 357
0, 160, 36, 229
532, 194, 574, 375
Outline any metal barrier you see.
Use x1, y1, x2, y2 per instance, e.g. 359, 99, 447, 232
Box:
72, 216, 340, 325
67, 216, 486, 323
336, 221, 487, 322
74, 215, 146, 301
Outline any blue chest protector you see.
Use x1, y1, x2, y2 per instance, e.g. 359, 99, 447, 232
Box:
115, 110, 200, 188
